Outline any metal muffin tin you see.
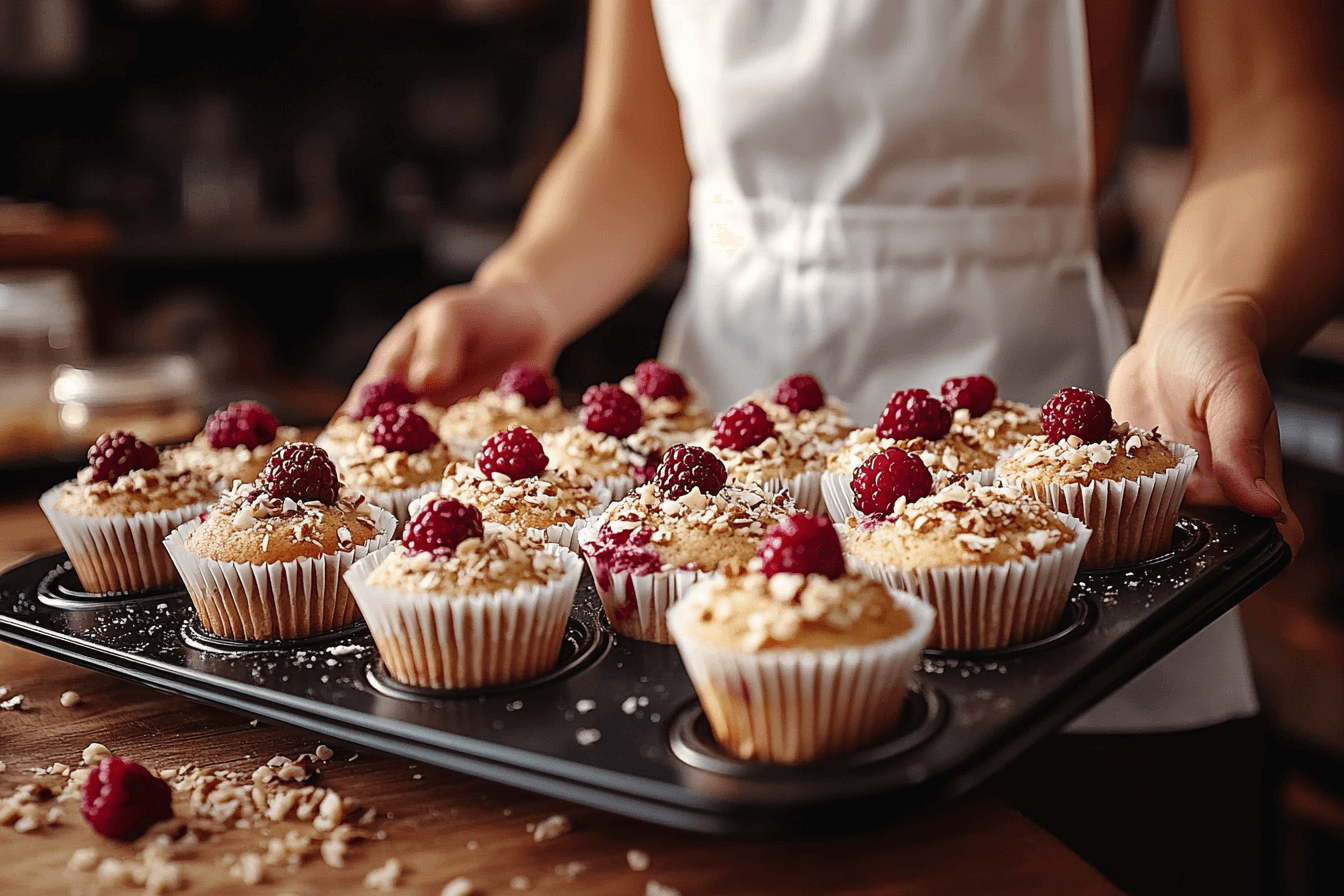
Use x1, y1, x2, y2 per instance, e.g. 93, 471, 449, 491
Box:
0, 507, 1289, 837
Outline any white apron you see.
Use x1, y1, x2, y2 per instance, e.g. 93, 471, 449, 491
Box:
650, 0, 1258, 732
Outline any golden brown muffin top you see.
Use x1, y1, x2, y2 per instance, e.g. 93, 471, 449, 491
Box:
184, 481, 383, 563
364, 529, 568, 596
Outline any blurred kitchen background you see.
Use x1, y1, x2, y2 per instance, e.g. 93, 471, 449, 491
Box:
0, 1, 1340, 892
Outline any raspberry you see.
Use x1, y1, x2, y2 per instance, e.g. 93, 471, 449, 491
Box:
1041, 387, 1114, 444
634, 359, 689, 401
580, 384, 642, 438
654, 444, 727, 498
352, 376, 417, 420
259, 442, 340, 505
757, 513, 845, 580
876, 388, 952, 440
370, 405, 438, 454
81, 756, 174, 841
771, 373, 825, 414
477, 425, 548, 480
713, 402, 776, 451
402, 497, 483, 559
851, 447, 933, 516
498, 363, 556, 408
205, 401, 279, 450
940, 375, 997, 418
87, 431, 159, 483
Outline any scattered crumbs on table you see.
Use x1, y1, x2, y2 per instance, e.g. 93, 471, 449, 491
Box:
627, 848, 651, 871
466, 840, 478, 850
316, 744, 335, 760
363, 857, 402, 891
532, 814, 571, 842
575, 699, 596, 714
621, 697, 639, 715
1, 694, 25, 711
554, 860, 587, 881
510, 875, 532, 890
59, 690, 81, 708
646, 881, 682, 896
442, 876, 475, 896
576, 728, 601, 746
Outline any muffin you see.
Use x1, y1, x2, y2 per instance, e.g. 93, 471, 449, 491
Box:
437, 363, 574, 457
619, 359, 714, 434
317, 375, 443, 464
700, 401, 828, 514
39, 431, 217, 593
345, 497, 584, 690
336, 404, 460, 534
840, 451, 1089, 651
744, 372, 855, 445
994, 387, 1196, 569
940, 374, 1042, 454
436, 426, 609, 552
576, 445, 797, 643
163, 442, 396, 640
667, 513, 935, 763
541, 383, 662, 501
164, 400, 300, 493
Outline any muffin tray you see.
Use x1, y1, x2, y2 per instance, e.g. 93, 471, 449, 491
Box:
0, 506, 1289, 837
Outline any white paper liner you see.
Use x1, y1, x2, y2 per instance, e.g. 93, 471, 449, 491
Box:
525, 483, 613, 555
666, 587, 935, 764
995, 442, 1197, 569
599, 474, 636, 503
162, 504, 397, 640
357, 480, 441, 538
820, 466, 995, 522
757, 470, 824, 515
344, 543, 583, 689
39, 485, 214, 594
845, 513, 1091, 651
575, 526, 703, 643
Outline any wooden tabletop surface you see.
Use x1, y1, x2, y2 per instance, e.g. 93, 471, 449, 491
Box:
0, 498, 1123, 896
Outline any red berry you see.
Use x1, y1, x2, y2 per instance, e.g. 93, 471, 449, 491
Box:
402, 496, 484, 559
634, 359, 688, 401
477, 426, 549, 480
713, 402, 776, 451
370, 405, 438, 454
88, 431, 160, 483
757, 513, 845, 580
580, 384, 642, 438
876, 388, 952, 440
352, 376, 417, 420
940, 375, 997, 418
498, 363, 556, 408
1040, 387, 1114, 444
81, 756, 174, 841
654, 444, 727, 498
260, 442, 341, 505
772, 373, 825, 414
205, 401, 279, 450
851, 447, 933, 516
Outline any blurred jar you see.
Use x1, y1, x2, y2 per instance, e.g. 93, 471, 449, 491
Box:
0, 268, 88, 460
51, 353, 205, 447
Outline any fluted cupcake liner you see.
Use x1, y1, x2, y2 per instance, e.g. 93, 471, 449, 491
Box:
162, 504, 397, 641
574, 526, 704, 643
757, 470, 824, 516
358, 480, 442, 539
667, 588, 935, 764
344, 543, 583, 690
820, 466, 996, 522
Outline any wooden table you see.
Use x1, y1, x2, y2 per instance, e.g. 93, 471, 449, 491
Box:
0, 499, 1123, 896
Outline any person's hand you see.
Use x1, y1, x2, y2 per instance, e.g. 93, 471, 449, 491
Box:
345, 280, 565, 411
1107, 297, 1303, 554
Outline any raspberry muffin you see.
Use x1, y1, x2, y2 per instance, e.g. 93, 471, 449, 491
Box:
541, 383, 663, 501
619, 359, 713, 434
667, 513, 934, 763
699, 402, 828, 514
336, 404, 460, 533
163, 442, 396, 640
744, 372, 855, 445
345, 497, 584, 690
576, 445, 797, 643
995, 387, 1197, 569
941, 375, 1042, 455
317, 376, 443, 464
40, 431, 217, 593
164, 400, 300, 493
436, 426, 610, 553
840, 448, 1089, 650
436, 363, 574, 457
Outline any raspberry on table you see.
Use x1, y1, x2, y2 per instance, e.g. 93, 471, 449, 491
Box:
1040, 387, 1114, 444
259, 442, 341, 505
771, 373, 825, 414
499, 363, 557, 408
580, 384, 643, 438
370, 405, 438, 454
851, 447, 934, 516
205, 401, 279, 450
757, 513, 845, 580
352, 376, 417, 420
654, 444, 727, 499
713, 402, 776, 451
402, 497, 484, 558
876, 388, 952, 440
634, 359, 689, 401
477, 426, 549, 480
88, 431, 160, 483
940, 375, 997, 418
81, 756, 174, 841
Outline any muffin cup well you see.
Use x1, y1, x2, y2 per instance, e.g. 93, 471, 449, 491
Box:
667, 586, 935, 764
345, 543, 583, 690
163, 505, 397, 641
